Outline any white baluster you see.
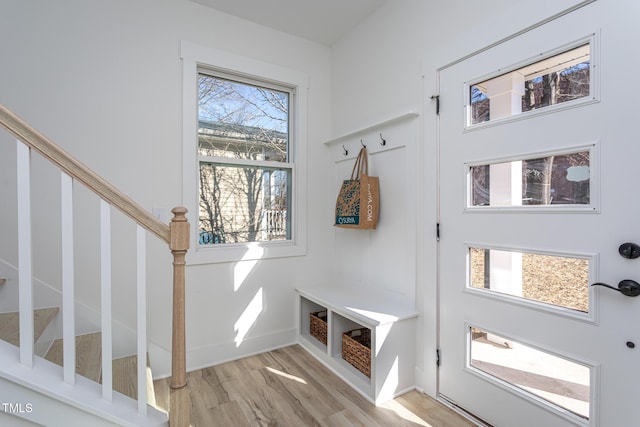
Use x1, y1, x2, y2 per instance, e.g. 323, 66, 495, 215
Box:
136, 225, 147, 414
100, 200, 113, 401
61, 172, 76, 385
16, 141, 34, 367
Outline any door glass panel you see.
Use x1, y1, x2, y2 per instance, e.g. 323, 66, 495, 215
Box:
469, 43, 591, 125
469, 247, 589, 313
470, 326, 590, 421
469, 150, 591, 208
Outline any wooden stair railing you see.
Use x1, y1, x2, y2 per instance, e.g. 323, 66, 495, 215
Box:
0, 104, 170, 243
0, 103, 190, 426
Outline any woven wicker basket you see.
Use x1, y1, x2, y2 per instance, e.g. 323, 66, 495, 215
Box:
342, 327, 371, 378
309, 310, 328, 345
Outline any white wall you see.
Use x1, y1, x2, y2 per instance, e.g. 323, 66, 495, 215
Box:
329, 115, 419, 304
0, 0, 332, 377
329, 0, 595, 397
0, 0, 605, 392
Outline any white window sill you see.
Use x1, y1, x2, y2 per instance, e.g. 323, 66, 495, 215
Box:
187, 240, 306, 265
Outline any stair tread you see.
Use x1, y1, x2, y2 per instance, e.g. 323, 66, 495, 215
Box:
45, 334, 155, 404
113, 355, 139, 400
45, 332, 102, 383
113, 354, 157, 405
0, 307, 59, 346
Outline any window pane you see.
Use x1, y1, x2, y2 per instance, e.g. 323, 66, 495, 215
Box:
470, 43, 590, 125
469, 151, 590, 207
469, 247, 589, 312
470, 327, 590, 420
199, 162, 291, 244
198, 73, 289, 161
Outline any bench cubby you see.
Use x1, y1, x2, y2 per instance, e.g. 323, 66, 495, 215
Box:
296, 285, 418, 404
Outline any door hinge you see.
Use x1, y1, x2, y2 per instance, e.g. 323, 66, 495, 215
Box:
436, 223, 440, 241
436, 348, 441, 367
431, 95, 440, 115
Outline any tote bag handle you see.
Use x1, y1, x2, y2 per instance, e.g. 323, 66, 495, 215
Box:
349, 147, 369, 179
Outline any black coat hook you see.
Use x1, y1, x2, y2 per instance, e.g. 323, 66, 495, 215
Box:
342, 145, 348, 156
379, 133, 386, 146
361, 139, 366, 148
431, 95, 440, 115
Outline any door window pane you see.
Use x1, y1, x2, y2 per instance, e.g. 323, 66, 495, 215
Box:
469, 150, 590, 208
470, 43, 591, 125
470, 327, 590, 420
469, 247, 590, 313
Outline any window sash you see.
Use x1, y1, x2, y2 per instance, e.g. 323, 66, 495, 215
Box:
197, 68, 294, 164
198, 161, 293, 244
198, 67, 296, 98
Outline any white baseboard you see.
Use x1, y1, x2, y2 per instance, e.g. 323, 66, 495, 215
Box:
150, 328, 297, 380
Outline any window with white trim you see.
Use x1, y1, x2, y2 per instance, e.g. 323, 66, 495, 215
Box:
181, 42, 308, 264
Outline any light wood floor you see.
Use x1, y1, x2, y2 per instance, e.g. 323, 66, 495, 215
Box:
154, 345, 475, 427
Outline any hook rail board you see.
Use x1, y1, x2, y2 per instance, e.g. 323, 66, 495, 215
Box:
327, 112, 419, 162
335, 144, 406, 163
323, 112, 419, 146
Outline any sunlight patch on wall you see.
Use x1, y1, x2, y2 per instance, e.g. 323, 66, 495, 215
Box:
233, 243, 264, 291
378, 355, 399, 404
234, 287, 264, 347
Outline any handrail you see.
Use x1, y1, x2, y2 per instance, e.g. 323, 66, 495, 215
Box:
0, 104, 170, 244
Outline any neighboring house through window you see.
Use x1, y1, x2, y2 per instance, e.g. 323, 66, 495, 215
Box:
181, 42, 308, 264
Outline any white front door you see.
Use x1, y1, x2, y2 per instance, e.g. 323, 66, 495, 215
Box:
437, 2, 640, 426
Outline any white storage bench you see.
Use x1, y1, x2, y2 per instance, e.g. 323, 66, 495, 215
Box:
296, 285, 418, 404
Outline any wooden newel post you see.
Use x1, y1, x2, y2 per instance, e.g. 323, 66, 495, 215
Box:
169, 207, 189, 389
169, 207, 190, 427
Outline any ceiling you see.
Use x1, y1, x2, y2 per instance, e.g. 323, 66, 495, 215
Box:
190, 0, 387, 46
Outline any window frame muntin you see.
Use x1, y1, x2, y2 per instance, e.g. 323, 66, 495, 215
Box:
182, 41, 308, 265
